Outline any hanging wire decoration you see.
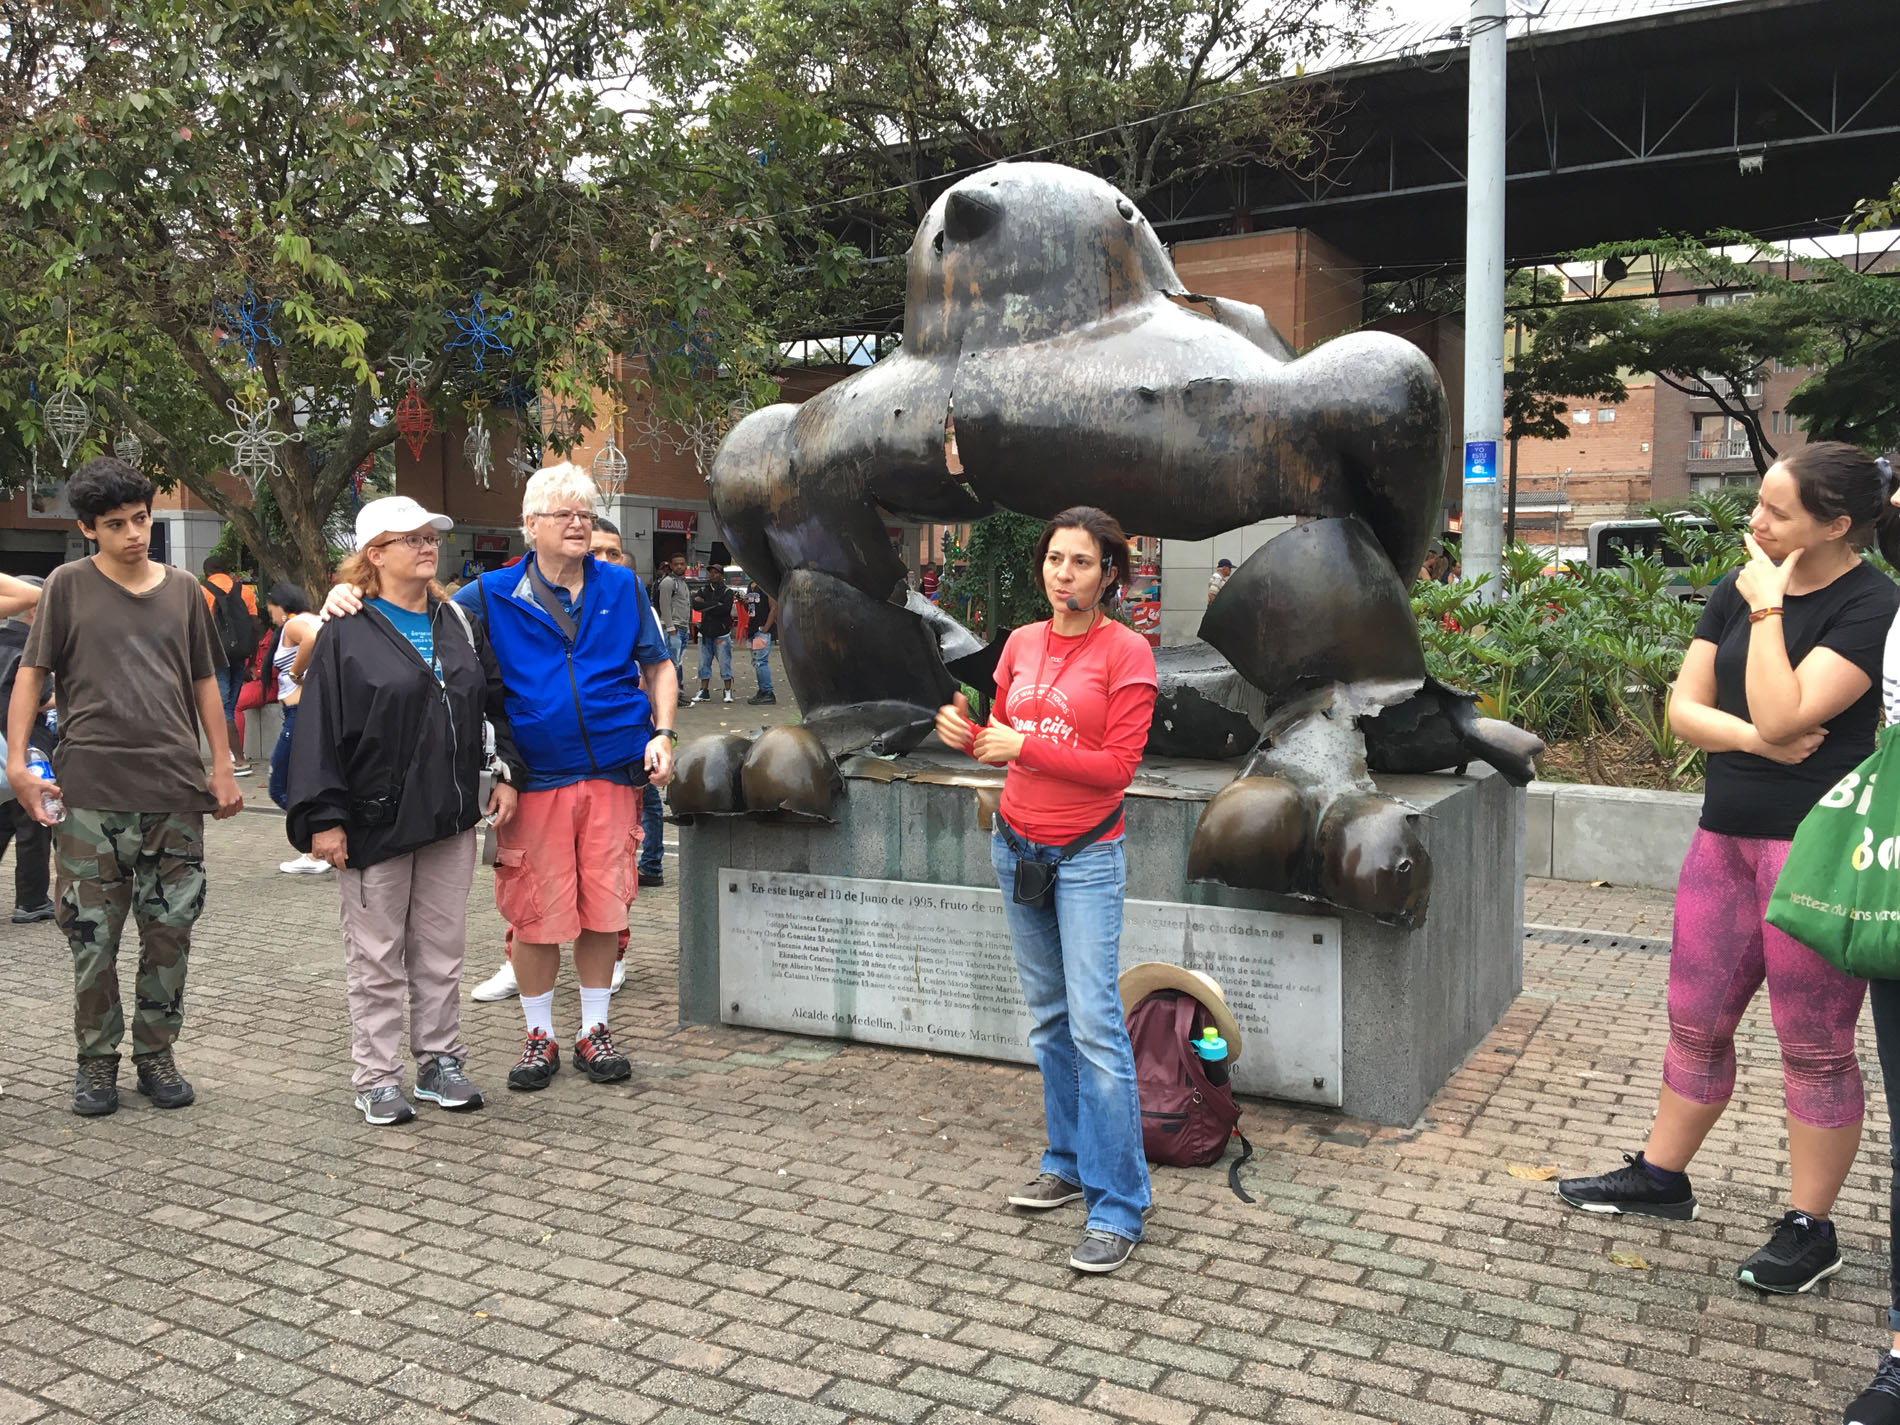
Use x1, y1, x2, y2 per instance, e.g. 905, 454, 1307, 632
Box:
624, 393, 673, 462
394, 382, 435, 461
508, 441, 540, 486
213, 390, 301, 493
113, 427, 143, 465
387, 354, 432, 389
462, 395, 493, 489
442, 292, 514, 372
42, 385, 91, 467
214, 283, 284, 368
590, 391, 629, 495
678, 392, 755, 475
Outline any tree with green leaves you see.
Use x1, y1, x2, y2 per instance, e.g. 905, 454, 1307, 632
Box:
1502, 269, 1632, 443
719, 0, 1376, 337
1516, 248, 1821, 476
0, 0, 839, 592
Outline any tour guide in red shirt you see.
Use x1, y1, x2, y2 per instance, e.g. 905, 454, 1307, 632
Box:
935, 505, 1158, 1275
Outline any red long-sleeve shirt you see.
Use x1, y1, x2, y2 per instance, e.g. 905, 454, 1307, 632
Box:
986, 617, 1158, 843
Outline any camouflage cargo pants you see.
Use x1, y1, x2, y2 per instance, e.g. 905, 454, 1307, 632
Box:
56, 808, 207, 1060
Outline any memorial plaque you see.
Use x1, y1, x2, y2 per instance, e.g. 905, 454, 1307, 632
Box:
719, 868, 1343, 1106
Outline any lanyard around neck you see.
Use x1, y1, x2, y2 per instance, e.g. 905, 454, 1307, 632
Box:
1036, 610, 1102, 704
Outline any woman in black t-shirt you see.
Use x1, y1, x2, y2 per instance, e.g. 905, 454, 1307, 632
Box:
1559, 442, 1900, 1301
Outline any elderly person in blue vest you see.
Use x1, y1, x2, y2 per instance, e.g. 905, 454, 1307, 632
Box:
323, 462, 678, 1093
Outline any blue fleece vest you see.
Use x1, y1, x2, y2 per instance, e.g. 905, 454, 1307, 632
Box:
456, 556, 670, 791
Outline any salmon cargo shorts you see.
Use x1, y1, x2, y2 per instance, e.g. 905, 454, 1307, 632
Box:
493, 778, 642, 944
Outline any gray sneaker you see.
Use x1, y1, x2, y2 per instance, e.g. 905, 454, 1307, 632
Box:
415, 1055, 484, 1111
73, 1056, 119, 1117
354, 1085, 416, 1126
1007, 1173, 1084, 1210
1069, 1228, 1137, 1273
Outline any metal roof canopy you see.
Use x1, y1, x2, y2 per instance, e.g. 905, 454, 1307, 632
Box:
1146, 0, 1900, 278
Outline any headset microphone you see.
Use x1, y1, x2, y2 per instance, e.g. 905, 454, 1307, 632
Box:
1061, 567, 1115, 614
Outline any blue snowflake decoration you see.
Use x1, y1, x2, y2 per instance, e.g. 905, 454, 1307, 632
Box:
492, 374, 537, 414
667, 316, 719, 380
443, 292, 514, 372
214, 283, 283, 368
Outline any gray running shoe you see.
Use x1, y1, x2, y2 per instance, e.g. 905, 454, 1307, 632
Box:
415, 1055, 484, 1111
1007, 1173, 1084, 1210
1069, 1228, 1137, 1273
354, 1085, 416, 1126
133, 1048, 195, 1108
73, 1056, 119, 1117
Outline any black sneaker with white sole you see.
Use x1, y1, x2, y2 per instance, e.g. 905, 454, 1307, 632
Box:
354, 1085, 416, 1126
1069, 1229, 1137, 1273
1555, 1152, 1698, 1221
1736, 1209, 1842, 1294
415, 1055, 484, 1111
1843, 1352, 1900, 1425
1007, 1173, 1084, 1210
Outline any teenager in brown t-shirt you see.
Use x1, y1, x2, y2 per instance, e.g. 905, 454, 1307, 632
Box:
4, 457, 244, 1118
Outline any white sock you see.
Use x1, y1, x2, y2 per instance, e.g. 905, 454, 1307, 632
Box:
578, 987, 611, 1037
520, 990, 554, 1041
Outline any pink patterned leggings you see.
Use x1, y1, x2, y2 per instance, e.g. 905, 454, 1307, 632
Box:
1665, 828, 1867, 1129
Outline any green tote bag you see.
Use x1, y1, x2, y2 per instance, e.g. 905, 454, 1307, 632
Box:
1766, 722, 1900, 977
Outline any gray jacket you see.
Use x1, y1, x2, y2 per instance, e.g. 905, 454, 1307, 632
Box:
655, 573, 693, 633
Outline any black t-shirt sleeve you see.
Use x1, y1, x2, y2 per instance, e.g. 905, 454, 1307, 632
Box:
1811, 573, 1898, 681
1693, 573, 1739, 645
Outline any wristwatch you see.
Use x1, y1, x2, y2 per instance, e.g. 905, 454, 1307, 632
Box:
654, 728, 678, 742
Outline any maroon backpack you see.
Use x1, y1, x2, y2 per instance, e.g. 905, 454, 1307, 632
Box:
1127, 989, 1249, 1195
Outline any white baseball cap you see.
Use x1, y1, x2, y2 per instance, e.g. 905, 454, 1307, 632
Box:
355, 495, 453, 548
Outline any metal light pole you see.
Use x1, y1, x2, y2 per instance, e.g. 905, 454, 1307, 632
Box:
1461, 0, 1508, 597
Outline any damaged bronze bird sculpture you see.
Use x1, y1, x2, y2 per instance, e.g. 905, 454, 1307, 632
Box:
670, 160, 1540, 925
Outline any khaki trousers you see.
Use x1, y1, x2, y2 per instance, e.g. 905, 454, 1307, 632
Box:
337, 829, 477, 1090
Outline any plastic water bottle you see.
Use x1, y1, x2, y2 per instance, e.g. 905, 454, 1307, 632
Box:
25, 747, 64, 823
1192, 1026, 1230, 1086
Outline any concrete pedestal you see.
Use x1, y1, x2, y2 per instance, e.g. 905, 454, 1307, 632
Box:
679, 749, 1524, 1126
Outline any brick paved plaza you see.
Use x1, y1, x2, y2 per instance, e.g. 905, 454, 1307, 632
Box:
1, 772, 1893, 1422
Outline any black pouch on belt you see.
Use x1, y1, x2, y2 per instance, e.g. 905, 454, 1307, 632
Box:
1011, 802, 1124, 911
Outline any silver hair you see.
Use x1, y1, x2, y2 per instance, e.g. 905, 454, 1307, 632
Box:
520, 462, 600, 541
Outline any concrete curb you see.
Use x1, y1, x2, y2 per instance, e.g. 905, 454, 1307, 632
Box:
1525, 780, 1699, 890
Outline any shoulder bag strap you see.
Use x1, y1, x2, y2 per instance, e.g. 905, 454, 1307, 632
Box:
525, 559, 581, 645
1055, 799, 1124, 862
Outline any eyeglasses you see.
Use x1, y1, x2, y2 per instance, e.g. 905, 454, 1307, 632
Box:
377, 532, 440, 551
532, 509, 596, 526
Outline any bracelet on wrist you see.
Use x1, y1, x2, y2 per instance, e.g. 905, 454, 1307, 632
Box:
654, 727, 678, 742
1748, 605, 1784, 624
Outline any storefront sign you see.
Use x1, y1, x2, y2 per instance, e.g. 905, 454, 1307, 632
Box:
657, 507, 698, 534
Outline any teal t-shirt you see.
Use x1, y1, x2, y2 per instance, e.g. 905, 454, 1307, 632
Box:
371, 598, 439, 679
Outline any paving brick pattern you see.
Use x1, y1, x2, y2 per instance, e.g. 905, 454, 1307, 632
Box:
1, 808, 1892, 1422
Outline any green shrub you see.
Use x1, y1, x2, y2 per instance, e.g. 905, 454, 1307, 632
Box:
1415, 494, 1752, 788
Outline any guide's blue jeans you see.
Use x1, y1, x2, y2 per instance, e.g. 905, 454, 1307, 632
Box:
991, 821, 1150, 1241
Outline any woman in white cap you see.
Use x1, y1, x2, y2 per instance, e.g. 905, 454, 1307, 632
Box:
287, 497, 522, 1125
